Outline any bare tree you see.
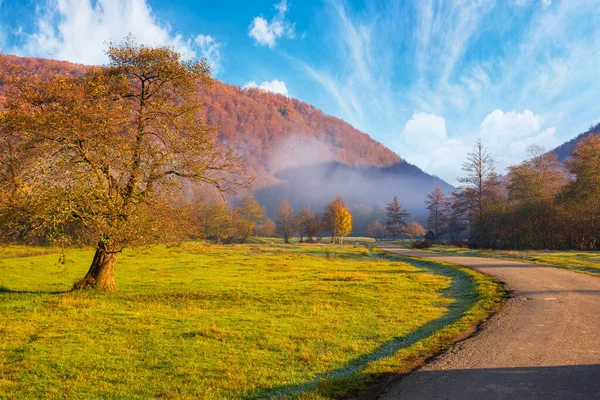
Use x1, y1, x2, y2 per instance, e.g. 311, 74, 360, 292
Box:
425, 185, 449, 241
276, 199, 296, 244
459, 139, 498, 217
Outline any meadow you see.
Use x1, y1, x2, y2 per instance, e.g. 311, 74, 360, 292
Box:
410, 245, 600, 277
0, 241, 503, 399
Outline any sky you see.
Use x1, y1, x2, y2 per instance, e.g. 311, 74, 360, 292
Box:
0, 0, 599, 184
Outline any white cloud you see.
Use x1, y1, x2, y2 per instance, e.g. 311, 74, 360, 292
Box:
194, 34, 223, 75
397, 112, 470, 185
13, 0, 222, 72
402, 112, 448, 150
248, 0, 295, 48
397, 109, 560, 184
478, 109, 559, 172
243, 79, 288, 96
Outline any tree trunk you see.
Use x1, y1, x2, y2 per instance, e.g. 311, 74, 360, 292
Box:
73, 242, 117, 291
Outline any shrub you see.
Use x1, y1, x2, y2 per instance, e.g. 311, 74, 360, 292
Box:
412, 240, 433, 249
449, 240, 469, 248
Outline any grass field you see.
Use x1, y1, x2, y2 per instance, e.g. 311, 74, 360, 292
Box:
405, 244, 600, 277
0, 242, 503, 399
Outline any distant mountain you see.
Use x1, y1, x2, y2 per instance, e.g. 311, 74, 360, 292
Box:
551, 123, 600, 162
0, 54, 453, 215
255, 161, 453, 217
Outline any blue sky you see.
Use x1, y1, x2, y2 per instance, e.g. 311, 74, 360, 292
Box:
1, 0, 599, 184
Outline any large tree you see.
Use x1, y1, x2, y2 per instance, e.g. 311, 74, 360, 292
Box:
0, 40, 248, 290
507, 145, 566, 203
561, 134, 600, 249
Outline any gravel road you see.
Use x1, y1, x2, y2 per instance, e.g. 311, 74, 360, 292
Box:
376, 243, 600, 400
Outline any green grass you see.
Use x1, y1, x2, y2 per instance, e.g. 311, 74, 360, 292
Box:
0, 242, 503, 399
408, 244, 600, 277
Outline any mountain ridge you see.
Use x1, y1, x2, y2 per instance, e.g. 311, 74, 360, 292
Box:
551, 122, 600, 162
0, 53, 453, 215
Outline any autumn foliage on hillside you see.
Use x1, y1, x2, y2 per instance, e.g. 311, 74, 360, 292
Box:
201, 82, 401, 185
0, 54, 401, 188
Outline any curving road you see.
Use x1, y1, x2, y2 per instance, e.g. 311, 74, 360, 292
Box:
376, 243, 600, 400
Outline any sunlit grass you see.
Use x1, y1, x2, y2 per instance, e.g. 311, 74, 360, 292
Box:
0, 242, 503, 399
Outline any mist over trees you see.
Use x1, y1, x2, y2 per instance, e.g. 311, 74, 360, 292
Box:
426, 135, 600, 250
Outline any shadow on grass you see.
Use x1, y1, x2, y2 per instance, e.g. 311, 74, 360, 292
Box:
0, 285, 70, 295
249, 253, 481, 399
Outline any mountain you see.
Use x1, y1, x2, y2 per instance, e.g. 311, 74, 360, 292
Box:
551, 123, 600, 162
0, 54, 452, 215
255, 161, 452, 218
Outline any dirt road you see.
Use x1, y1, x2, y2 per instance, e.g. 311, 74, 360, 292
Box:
376, 244, 600, 400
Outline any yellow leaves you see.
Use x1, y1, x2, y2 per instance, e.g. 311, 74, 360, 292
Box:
325, 197, 352, 242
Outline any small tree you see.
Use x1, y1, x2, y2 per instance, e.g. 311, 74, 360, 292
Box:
425, 185, 449, 241
203, 202, 234, 244
366, 220, 384, 239
236, 194, 266, 240
255, 217, 277, 237
324, 197, 353, 244
276, 199, 297, 243
295, 206, 314, 243
404, 222, 426, 242
385, 196, 409, 240
0, 40, 249, 290
305, 212, 324, 243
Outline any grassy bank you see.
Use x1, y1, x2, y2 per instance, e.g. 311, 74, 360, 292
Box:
0, 242, 503, 399
404, 244, 600, 277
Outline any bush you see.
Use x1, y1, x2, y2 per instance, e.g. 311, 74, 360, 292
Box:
449, 240, 469, 248
412, 240, 433, 249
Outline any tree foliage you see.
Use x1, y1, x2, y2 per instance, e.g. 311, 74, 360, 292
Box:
0, 40, 249, 290
324, 197, 353, 244
385, 196, 410, 239
404, 222, 426, 242
447, 136, 600, 250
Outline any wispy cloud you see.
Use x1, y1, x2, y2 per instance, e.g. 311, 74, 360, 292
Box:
297, 0, 600, 183
248, 0, 295, 48
194, 34, 224, 75
5, 0, 223, 72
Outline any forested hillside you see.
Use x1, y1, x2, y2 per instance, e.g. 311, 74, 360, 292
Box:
0, 54, 452, 217
551, 122, 600, 162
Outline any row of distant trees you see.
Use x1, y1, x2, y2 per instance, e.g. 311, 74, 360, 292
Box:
199, 196, 353, 244
199, 193, 427, 244
424, 131, 600, 250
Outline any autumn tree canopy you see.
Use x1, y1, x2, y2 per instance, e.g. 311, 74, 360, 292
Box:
0, 39, 248, 290
324, 197, 353, 244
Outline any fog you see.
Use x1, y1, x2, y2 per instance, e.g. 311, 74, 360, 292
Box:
255, 136, 453, 219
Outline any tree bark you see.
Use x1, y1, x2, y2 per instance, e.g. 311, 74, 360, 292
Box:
73, 241, 117, 291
